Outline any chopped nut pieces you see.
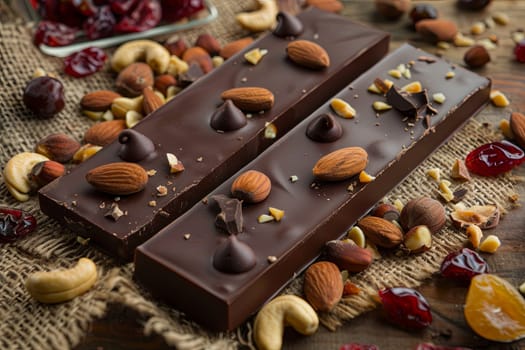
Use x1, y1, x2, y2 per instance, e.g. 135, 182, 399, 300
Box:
450, 204, 500, 229
359, 170, 376, 183
520, 282, 525, 295
470, 22, 486, 35
432, 92, 446, 104
445, 71, 455, 79
289, 175, 299, 183
148, 200, 157, 207
438, 179, 455, 202
264, 123, 277, 139
453, 33, 475, 47
268, 207, 284, 222
401, 81, 422, 94
451, 159, 471, 181
258, 214, 275, 223
125, 110, 143, 128
267, 255, 277, 263
156, 185, 168, 196
490, 90, 510, 107
479, 235, 501, 253
105, 203, 125, 221
330, 98, 356, 119
388, 69, 402, 79
492, 12, 510, 25
244, 48, 268, 65
403, 225, 432, 254
347, 226, 366, 248
499, 119, 514, 139
466, 224, 483, 249
167, 153, 185, 173
426, 168, 441, 181
372, 101, 392, 111
184, 233, 191, 240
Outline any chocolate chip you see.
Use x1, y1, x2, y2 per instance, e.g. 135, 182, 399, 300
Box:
118, 129, 156, 162
211, 194, 243, 234
212, 235, 256, 274
305, 113, 343, 142
273, 12, 304, 38
210, 100, 247, 132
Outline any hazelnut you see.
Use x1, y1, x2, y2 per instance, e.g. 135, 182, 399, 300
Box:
464, 45, 491, 68
400, 197, 446, 234
115, 62, 154, 97
29, 160, 65, 188
372, 203, 400, 222
231, 170, 271, 203
375, 0, 411, 20
34, 133, 81, 163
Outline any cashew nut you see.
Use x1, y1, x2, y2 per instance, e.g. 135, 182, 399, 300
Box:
25, 258, 98, 304
3, 152, 49, 201
111, 39, 171, 74
254, 294, 319, 350
236, 0, 278, 32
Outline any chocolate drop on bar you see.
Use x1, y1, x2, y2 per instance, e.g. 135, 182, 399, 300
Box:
135, 44, 490, 331
38, 8, 390, 260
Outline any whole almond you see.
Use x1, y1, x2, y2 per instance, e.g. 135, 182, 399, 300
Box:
231, 170, 271, 203
142, 88, 164, 115
324, 240, 373, 273
34, 133, 81, 163
221, 87, 274, 112
84, 120, 127, 146
115, 62, 154, 97
306, 0, 343, 13
312, 147, 368, 181
510, 112, 525, 149
464, 45, 490, 68
80, 90, 122, 111
182, 46, 213, 74
357, 216, 403, 248
303, 261, 343, 312
154, 74, 177, 96
219, 37, 254, 59
415, 19, 458, 42
195, 33, 222, 56
287, 40, 330, 69
86, 162, 148, 195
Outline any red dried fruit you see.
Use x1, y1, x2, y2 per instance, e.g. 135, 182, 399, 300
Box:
440, 248, 488, 282
415, 343, 473, 350
110, 0, 140, 15
340, 344, 379, 350
33, 21, 77, 47
84, 5, 116, 39
64, 47, 107, 78
162, 0, 205, 22
114, 0, 161, 33
515, 39, 525, 63
465, 140, 525, 176
0, 207, 37, 243
23, 76, 65, 118
378, 287, 432, 329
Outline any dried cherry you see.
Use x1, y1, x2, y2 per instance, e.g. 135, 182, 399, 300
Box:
64, 47, 107, 78
33, 21, 77, 47
415, 344, 472, 350
84, 5, 116, 39
114, 0, 161, 33
464, 274, 525, 342
0, 207, 37, 243
161, 0, 205, 22
23, 76, 65, 118
515, 39, 525, 63
110, 0, 140, 15
340, 344, 379, 350
440, 248, 488, 282
378, 287, 432, 329
465, 140, 525, 176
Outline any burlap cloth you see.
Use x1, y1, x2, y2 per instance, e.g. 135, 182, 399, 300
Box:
0, 1, 521, 349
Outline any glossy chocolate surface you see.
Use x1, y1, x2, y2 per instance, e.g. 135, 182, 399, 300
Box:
38, 8, 389, 259
134, 44, 491, 331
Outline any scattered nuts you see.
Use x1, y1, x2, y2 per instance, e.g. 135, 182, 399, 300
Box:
258, 214, 275, 223
445, 71, 455, 79
324, 240, 373, 273
451, 159, 471, 181
287, 40, 330, 69
35, 133, 81, 163
403, 225, 432, 254
426, 168, 441, 181
244, 48, 268, 65
81, 90, 122, 112
219, 37, 254, 59
330, 98, 356, 119
450, 204, 500, 229
86, 162, 148, 196
453, 32, 475, 47
236, 0, 278, 32
253, 294, 318, 350
111, 95, 144, 119
231, 170, 271, 203
264, 122, 277, 139
3, 152, 49, 201
125, 110, 143, 128
415, 19, 458, 42
347, 226, 366, 248
432, 92, 446, 104
312, 147, 368, 181
221, 87, 274, 112
304, 261, 344, 312
510, 112, 525, 149
372, 101, 392, 111
358, 216, 403, 248
167, 55, 189, 76
470, 22, 486, 35
388, 69, 402, 79
359, 170, 376, 183
438, 179, 455, 202
111, 39, 170, 74
195, 33, 221, 56
166, 153, 185, 173
400, 197, 446, 233
84, 120, 127, 147
72, 144, 101, 163
115, 62, 154, 97
29, 160, 65, 188
492, 12, 509, 25
400, 81, 422, 93
25, 258, 97, 304
479, 235, 501, 253
466, 224, 483, 248
499, 119, 514, 139
182, 46, 213, 74
464, 45, 490, 68
154, 74, 177, 96
142, 87, 164, 115
268, 207, 284, 221
489, 90, 510, 107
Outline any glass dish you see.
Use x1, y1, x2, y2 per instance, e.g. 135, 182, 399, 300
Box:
24, 0, 218, 57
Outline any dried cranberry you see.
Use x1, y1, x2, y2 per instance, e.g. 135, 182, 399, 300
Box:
378, 287, 432, 329
515, 39, 525, 63
56, 1, 88, 28
465, 140, 525, 176
114, 0, 161, 33
110, 0, 140, 15
37, 0, 60, 22
0, 207, 37, 243
84, 5, 116, 39
70, 0, 97, 17
64, 47, 107, 78
415, 344, 473, 350
33, 21, 77, 47
440, 248, 488, 282
340, 344, 380, 350
23, 76, 65, 118
161, 0, 205, 22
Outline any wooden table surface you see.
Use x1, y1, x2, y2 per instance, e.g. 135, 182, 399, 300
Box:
51, 1, 523, 349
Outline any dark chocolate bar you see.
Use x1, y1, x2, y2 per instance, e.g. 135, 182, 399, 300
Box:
38, 8, 389, 259
134, 44, 491, 331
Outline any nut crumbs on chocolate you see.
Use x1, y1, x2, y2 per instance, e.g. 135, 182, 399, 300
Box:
184, 233, 191, 240
156, 185, 168, 196
148, 200, 157, 207
146, 169, 157, 176
196, 156, 203, 162
267, 255, 277, 263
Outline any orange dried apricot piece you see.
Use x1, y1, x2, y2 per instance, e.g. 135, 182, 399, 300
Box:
464, 274, 525, 342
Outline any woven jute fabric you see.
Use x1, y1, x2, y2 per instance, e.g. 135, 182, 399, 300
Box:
0, 2, 520, 349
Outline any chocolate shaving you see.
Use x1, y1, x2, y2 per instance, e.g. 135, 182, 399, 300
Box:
211, 194, 243, 234
105, 203, 125, 221
386, 87, 418, 119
